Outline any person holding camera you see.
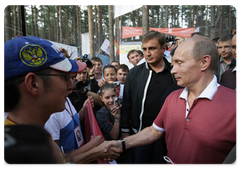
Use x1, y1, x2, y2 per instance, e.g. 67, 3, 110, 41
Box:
96, 83, 121, 141
69, 56, 102, 113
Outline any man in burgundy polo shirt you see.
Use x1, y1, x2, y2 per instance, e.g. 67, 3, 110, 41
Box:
105, 36, 236, 164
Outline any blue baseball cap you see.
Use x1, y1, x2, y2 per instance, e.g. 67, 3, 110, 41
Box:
4, 36, 86, 80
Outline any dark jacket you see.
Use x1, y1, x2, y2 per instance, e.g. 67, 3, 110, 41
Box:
215, 57, 236, 81
121, 58, 178, 134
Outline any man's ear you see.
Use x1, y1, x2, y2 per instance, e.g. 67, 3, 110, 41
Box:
24, 73, 40, 96
200, 55, 211, 71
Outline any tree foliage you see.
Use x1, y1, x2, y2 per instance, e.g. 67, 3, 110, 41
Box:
5, 5, 236, 49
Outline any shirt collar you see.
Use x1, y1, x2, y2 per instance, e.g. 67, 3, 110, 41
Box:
146, 57, 171, 71
180, 75, 219, 101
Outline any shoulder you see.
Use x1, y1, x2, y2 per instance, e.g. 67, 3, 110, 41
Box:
218, 85, 236, 97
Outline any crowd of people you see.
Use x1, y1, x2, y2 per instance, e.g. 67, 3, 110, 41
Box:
4, 28, 236, 164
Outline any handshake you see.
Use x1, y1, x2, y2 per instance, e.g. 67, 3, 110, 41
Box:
93, 139, 123, 162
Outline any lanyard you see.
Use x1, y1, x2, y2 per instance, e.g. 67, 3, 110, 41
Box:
65, 100, 78, 128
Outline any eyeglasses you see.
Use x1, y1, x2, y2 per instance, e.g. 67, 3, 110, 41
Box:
19, 73, 71, 83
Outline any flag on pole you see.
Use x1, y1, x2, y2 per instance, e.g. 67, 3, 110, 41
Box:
114, 40, 120, 56
84, 98, 109, 164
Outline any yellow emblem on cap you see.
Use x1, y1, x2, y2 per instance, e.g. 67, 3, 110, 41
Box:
20, 44, 47, 67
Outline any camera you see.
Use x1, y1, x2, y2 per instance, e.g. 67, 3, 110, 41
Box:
113, 97, 120, 107
82, 54, 93, 68
165, 35, 175, 43
113, 81, 120, 88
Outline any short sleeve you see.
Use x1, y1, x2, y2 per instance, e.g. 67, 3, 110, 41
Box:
44, 114, 62, 141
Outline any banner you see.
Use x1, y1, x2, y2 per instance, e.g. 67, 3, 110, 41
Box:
122, 26, 195, 39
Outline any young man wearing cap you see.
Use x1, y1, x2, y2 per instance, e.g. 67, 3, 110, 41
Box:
4, 36, 121, 163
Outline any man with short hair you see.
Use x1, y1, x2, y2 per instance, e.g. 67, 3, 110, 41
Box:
91, 57, 103, 81
106, 36, 236, 164
220, 33, 237, 90
127, 49, 143, 67
216, 34, 236, 80
121, 30, 176, 163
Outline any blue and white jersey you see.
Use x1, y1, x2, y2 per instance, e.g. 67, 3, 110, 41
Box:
45, 97, 84, 154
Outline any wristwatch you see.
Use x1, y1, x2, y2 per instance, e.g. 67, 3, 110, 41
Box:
120, 138, 125, 150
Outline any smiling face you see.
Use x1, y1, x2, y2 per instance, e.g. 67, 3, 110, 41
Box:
171, 40, 202, 88
218, 40, 232, 59
103, 68, 117, 83
100, 88, 117, 109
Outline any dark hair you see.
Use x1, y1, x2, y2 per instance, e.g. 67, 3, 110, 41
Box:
212, 37, 220, 43
127, 49, 138, 59
103, 65, 117, 74
4, 68, 52, 112
217, 34, 233, 43
230, 25, 236, 35
110, 60, 120, 65
99, 83, 116, 97
142, 30, 166, 47
117, 64, 129, 73
137, 50, 143, 56
91, 57, 103, 64
5, 125, 59, 163
191, 32, 203, 37
170, 47, 178, 56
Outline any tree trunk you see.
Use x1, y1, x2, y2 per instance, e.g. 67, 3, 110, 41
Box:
53, 6, 57, 41
66, 6, 69, 44
40, 6, 45, 38
142, 5, 149, 36
13, 6, 17, 36
156, 6, 160, 27
48, 6, 51, 40
88, 5, 95, 58
115, 16, 120, 61
59, 5, 63, 43
220, 6, 223, 36
229, 6, 232, 32
205, 6, 209, 36
34, 5, 38, 37
97, 5, 103, 49
18, 6, 21, 35
77, 5, 82, 56
94, 6, 98, 52
108, 5, 115, 62
165, 5, 168, 28
74, 6, 77, 46
4, 6, 12, 42
210, 6, 215, 39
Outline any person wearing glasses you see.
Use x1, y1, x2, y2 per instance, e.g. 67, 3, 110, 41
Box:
215, 34, 236, 81
4, 36, 121, 163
